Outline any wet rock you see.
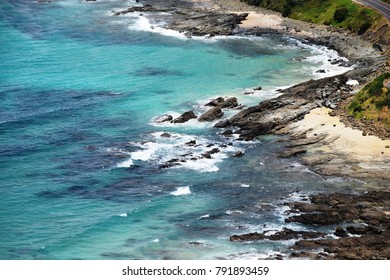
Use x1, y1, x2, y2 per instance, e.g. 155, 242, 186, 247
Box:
198, 107, 224, 122
221, 129, 234, 136
220, 97, 238, 109
214, 119, 231, 128
171, 111, 197, 123
185, 140, 197, 146
277, 147, 307, 158
253, 86, 262, 91
159, 162, 181, 169
113, 4, 157, 16
202, 148, 220, 159
155, 114, 173, 123
286, 191, 390, 259
161, 133, 171, 138
230, 228, 325, 242
334, 226, 348, 237
218, 74, 350, 140
232, 151, 245, 157
205, 97, 225, 107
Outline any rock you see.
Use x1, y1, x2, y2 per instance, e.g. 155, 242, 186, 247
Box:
185, 140, 197, 146
243, 91, 254, 95
373, 43, 384, 52
284, 191, 390, 259
198, 107, 224, 122
221, 130, 234, 136
161, 133, 171, 138
171, 111, 197, 123
205, 97, 225, 107
316, 69, 326, 73
253, 86, 262, 91
334, 226, 348, 237
230, 228, 325, 242
232, 151, 244, 157
220, 97, 238, 109
113, 4, 157, 16
159, 162, 181, 169
202, 148, 220, 159
205, 97, 238, 109
277, 147, 306, 158
155, 114, 173, 123
214, 119, 231, 128
385, 145, 389, 148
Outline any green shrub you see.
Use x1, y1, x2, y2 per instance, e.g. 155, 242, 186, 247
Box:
366, 73, 390, 97
334, 7, 349, 23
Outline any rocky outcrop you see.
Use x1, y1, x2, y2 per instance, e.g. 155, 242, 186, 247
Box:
230, 227, 325, 242
287, 191, 390, 259
171, 111, 197, 123
198, 107, 224, 122
228, 190, 390, 259
215, 74, 355, 140
206, 97, 238, 108
113, 3, 248, 37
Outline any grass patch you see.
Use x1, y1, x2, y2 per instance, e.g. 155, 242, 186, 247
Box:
240, 0, 383, 35
348, 73, 390, 129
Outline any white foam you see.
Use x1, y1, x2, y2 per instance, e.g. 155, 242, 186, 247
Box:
346, 79, 359, 86
128, 14, 189, 40
151, 112, 211, 129
305, 45, 353, 77
180, 157, 221, 173
116, 158, 134, 168
225, 210, 244, 215
241, 184, 250, 188
125, 131, 243, 172
130, 142, 160, 161
151, 238, 160, 243
197, 214, 210, 220
170, 186, 191, 196
118, 213, 128, 217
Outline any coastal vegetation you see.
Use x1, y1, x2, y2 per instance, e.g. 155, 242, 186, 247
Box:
240, 0, 382, 34
348, 73, 390, 130
240, 0, 390, 138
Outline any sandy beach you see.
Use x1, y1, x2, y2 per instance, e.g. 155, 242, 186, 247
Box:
286, 107, 390, 180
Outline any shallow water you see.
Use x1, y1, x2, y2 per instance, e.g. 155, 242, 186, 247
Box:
0, 0, 361, 260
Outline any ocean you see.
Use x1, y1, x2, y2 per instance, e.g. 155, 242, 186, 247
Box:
0, 0, 363, 260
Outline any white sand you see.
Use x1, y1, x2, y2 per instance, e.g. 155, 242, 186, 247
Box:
238, 11, 283, 29
289, 107, 390, 162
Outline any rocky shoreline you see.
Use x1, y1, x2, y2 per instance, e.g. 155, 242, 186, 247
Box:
110, 0, 390, 259
230, 190, 390, 260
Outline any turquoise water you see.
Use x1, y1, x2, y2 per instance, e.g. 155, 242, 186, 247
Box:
0, 0, 359, 260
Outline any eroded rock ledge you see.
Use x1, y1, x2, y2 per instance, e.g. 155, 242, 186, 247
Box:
113, 3, 248, 37
214, 66, 381, 140
230, 190, 390, 259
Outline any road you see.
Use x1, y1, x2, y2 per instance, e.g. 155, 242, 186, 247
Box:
358, 0, 390, 20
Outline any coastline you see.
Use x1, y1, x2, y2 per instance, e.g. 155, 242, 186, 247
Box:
202, 0, 390, 181
114, 0, 390, 259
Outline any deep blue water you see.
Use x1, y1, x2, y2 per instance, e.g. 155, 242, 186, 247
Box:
0, 0, 362, 260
